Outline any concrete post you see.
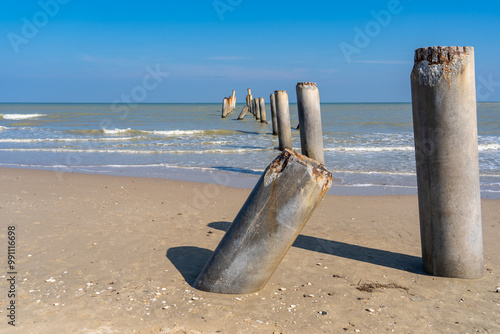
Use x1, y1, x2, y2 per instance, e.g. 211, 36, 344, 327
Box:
255, 98, 261, 121
247, 88, 252, 107
237, 106, 249, 120
270, 93, 278, 135
222, 98, 229, 118
259, 97, 267, 123
296, 82, 325, 164
275, 90, 292, 151
411, 46, 483, 279
194, 149, 333, 294
231, 90, 236, 111
249, 91, 253, 114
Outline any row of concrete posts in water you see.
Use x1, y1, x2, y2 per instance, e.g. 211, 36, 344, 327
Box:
200, 46, 483, 294
223, 83, 325, 165
221, 90, 236, 118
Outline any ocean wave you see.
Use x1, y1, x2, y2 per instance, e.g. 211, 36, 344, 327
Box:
0, 147, 271, 154
332, 169, 416, 176
479, 144, 500, 151
68, 128, 242, 136
0, 137, 137, 143
0, 126, 8, 131
324, 146, 414, 152
0, 113, 46, 120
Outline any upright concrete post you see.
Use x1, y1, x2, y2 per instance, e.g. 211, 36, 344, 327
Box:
221, 98, 229, 118
246, 89, 252, 107
248, 89, 253, 114
194, 149, 333, 294
259, 97, 267, 123
233, 90, 237, 110
411, 46, 483, 279
270, 93, 278, 135
296, 82, 325, 164
275, 90, 292, 151
255, 98, 261, 121
297, 82, 325, 164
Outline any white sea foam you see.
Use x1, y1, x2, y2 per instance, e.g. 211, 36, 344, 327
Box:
0, 137, 136, 143
0, 113, 46, 120
102, 128, 205, 136
324, 146, 414, 152
0, 147, 270, 154
0, 126, 8, 131
479, 144, 500, 151
323, 144, 499, 153
332, 169, 416, 176
148, 129, 205, 136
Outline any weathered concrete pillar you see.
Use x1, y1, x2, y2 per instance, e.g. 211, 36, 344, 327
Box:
221, 98, 230, 118
255, 98, 261, 121
296, 82, 325, 164
411, 46, 483, 279
259, 97, 267, 123
275, 90, 292, 151
270, 93, 278, 135
237, 106, 249, 120
248, 90, 253, 114
194, 149, 333, 294
231, 90, 236, 111
246, 88, 252, 107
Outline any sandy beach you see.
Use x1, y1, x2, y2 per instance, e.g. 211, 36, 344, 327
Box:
0, 167, 499, 333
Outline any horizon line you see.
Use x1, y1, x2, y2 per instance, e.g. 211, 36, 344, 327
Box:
1, 101, 499, 104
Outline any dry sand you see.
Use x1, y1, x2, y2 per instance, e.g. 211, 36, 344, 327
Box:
0, 167, 499, 333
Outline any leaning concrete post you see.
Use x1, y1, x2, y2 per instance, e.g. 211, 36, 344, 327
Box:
194, 149, 333, 294
296, 82, 325, 164
221, 98, 229, 118
270, 93, 278, 135
237, 106, 249, 120
275, 90, 292, 151
259, 97, 267, 123
411, 46, 483, 279
255, 98, 261, 120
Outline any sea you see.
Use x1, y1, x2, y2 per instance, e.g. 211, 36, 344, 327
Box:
1, 103, 499, 198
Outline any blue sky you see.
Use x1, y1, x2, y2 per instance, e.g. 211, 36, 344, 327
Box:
1, 0, 499, 103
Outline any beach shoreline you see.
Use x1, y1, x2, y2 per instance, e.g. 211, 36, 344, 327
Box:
3, 164, 500, 199
0, 167, 499, 333
1, 103, 499, 199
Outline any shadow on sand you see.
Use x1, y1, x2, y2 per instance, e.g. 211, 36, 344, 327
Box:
166, 247, 213, 287
207, 221, 424, 274
166, 221, 424, 286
